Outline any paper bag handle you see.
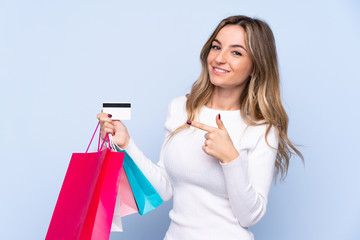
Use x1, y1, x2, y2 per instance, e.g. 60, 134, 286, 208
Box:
85, 122, 111, 154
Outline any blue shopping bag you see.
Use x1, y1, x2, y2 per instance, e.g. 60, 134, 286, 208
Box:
119, 150, 163, 215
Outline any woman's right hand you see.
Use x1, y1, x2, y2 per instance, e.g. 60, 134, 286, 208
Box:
96, 112, 130, 149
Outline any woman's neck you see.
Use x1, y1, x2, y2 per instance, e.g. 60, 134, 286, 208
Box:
206, 86, 243, 111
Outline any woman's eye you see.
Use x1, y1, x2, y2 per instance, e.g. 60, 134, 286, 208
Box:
233, 51, 242, 56
211, 45, 220, 50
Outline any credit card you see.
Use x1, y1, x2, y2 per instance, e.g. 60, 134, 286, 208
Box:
102, 102, 131, 120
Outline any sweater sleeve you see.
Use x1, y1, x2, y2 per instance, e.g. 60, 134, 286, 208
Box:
220, 125, 278, 227
123, 102, 175, 201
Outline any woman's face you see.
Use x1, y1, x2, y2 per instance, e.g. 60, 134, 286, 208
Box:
207, 25, 253, 90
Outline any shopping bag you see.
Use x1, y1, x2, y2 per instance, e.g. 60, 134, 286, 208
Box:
111, 186, 123, 232
118, 167, 139, 217
107, 135, 139, 219
110, 167, 138, 232
46, 123, 124, 240
121, 150, 164, 215
79, 149, 124, 239
108, 134, 163, 215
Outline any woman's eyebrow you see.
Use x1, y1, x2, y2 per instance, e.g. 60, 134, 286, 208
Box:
213, 39, 247, 52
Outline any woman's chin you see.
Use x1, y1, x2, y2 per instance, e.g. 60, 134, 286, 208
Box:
210, 80, 232, 89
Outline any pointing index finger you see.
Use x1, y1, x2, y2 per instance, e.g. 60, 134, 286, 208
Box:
188, 120, 216, 133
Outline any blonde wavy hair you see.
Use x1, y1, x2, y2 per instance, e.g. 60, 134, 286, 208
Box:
170, 15, 303, 181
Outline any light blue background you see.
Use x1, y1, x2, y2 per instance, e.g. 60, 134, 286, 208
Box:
1, 0, 359, 239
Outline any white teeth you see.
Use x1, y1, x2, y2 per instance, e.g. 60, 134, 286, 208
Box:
214, 67, 227, 73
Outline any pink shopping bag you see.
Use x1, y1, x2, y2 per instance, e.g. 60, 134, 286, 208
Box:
111, 167, 139, 232
46, 124, 124, 240
119, 167, 138, 217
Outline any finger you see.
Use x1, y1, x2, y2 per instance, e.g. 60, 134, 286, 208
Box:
99, 116, 113, 125
97, 112, 113, 120
97, 112, 108, 120
104, 122, 115, 131
204, 133, 210, 140
202, 145, 208, 154
101, 131, 108, 141
202, 145, 213, 155
187, 120, 216, 133
104, 127, 115, 136
112, 120, 123, 127
215, 113, 226, 130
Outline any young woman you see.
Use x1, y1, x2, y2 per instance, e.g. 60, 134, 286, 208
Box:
97, 15, 303, 240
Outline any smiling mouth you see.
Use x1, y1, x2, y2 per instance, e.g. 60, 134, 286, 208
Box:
212, 66, 229, 73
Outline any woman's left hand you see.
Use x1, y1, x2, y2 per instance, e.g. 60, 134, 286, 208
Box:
188, 114, 239, 163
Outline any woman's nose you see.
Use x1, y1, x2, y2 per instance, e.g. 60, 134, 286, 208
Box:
215, 50, 226, 64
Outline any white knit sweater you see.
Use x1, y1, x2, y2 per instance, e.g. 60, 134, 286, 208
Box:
125, 96, 278, 240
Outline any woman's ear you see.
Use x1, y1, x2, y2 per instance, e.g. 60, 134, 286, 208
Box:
249, 68, 254, 78
250, 69, 254, 78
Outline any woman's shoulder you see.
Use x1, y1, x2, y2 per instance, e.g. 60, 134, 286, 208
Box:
166, 95, 187, 114
169, 95, 187, 108
164, 95, 187, 128
242, 122, 278, 149
163, 95, 187, 132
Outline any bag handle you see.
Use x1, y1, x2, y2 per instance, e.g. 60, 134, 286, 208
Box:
85, 122, 111, 154
108, 134, 122, 151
